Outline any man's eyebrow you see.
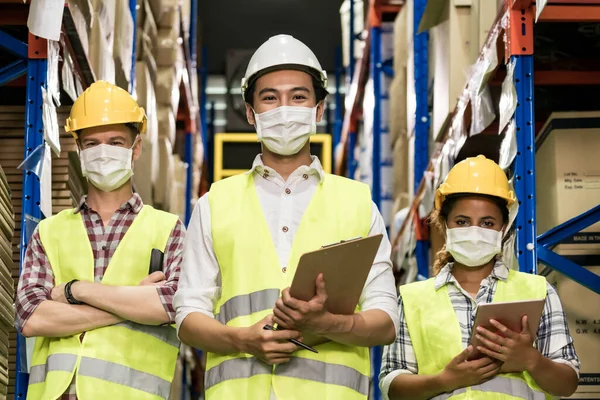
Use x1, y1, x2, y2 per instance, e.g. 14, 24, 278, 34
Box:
291, 86, 310, 92
258, 88, 279, 96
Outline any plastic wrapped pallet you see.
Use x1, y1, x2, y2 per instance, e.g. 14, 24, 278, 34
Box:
141, 0, 158, 57
67, 0, 92, 56
154, 28, 180, 67
113, 0, 135, 89
169, 155, 187, 221
154, 138, 174, 209
90, 0, 116, 49
135, 61, 160, 182
155, 66, 181, 112
149, 0, 180, 29
157, 107, 176, 144
339, 0, 365, 68
88, 12, 116, 84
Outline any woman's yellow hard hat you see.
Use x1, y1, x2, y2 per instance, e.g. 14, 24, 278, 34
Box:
434, 155, 516, 210
65, 81, 147, 139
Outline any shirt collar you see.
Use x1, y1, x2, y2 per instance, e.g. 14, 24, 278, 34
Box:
74, 193, 144, 214
246, 154, 326, 183
434, 260, 510, 290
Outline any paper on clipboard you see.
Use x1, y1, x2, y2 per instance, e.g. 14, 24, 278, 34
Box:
289, 235, 383, 316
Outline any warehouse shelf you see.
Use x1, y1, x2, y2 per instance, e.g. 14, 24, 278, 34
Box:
62, 3, 95, 88
388, 0, 600, 296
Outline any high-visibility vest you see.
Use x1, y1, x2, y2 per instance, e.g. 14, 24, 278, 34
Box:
28, 205, 180, 400
401, 269, 553, 400
206, 172, 373, 400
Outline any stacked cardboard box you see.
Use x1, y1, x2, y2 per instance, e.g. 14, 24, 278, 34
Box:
536, 112, 600, 397
0, 165, 15, 400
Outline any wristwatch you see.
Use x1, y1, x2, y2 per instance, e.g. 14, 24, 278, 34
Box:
64, 279, 84, 305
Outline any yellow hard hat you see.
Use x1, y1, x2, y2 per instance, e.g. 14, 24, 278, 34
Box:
65, 81, 147, 139
434, 155, 516, 210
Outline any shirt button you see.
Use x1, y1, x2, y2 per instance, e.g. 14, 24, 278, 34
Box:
102, 245, 107, 251
95, 219, 101, 224
302, 174, 308, 179
282, 226, 289, 233
282, 267, 287, 273
285, 188, 291, 195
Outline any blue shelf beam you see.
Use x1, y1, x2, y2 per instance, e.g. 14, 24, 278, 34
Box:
537, 246, 600, 294
512, 55, 537, 275
0, 29, 27, 58
334, 45, 343, 166
537, 205, 600, 248
371, 26, 382, 209
129, 0, 137, 94
0, 59, 27, 86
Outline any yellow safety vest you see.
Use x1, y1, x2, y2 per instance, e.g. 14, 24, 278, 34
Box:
206, 172, 373, 400
401, 269, 553, 400
28, 205, 180, 400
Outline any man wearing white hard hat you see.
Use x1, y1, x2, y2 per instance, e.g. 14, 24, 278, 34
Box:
174, 34, 399, 399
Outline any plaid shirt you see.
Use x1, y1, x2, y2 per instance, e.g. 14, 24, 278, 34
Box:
379, 261, 580, 400
15, 194, 185, 400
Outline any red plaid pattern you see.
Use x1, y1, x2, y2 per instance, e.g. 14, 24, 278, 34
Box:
16, 194, 185, 399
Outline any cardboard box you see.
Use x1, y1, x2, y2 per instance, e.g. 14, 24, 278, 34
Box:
389, 73, 407, 147
88, 12, 115, 83
155, 138, 174, 209
157, 106, 176, 144
547, 266, 600, 394
155, 66, 181, 112
393, 5, 409, 77
392, 131, 410, 210
429, 1, 472, 139
154, 28, 180, 67
113, 0, 135, 88
536, 112, 600, 253
169, 155, 187, 220
91, 0, 116, 49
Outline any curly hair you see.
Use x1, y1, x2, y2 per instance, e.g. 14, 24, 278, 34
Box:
429, 194, 510, 276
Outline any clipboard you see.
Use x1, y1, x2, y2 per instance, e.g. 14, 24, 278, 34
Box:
289, 234, 383, 315
468, 299, 545, 360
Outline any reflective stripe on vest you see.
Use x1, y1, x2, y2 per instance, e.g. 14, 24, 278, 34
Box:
29, 354, 77, 385
29, 354, 171, 399
207, 172, 373, 399
432, 376, 546, 400
205, 357, 370, 396
215, 289, 280, 325
400, 269, 550, 399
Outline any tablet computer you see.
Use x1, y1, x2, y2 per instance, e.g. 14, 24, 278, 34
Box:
468, 299, 545, 360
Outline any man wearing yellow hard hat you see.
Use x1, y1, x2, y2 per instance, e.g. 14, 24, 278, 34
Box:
174, 34, 399, 399
379, 155, 580, 399
15, 81, 185, 400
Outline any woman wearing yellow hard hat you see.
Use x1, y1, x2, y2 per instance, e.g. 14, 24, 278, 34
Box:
379, 155, 580, 400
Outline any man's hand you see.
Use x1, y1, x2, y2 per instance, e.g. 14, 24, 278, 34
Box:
475, 316, 541, 373
239, 315, 302, 365
273, 273, 330, 335
139, 271, 166, 286
439, 346, 502, 393
50, 283, 68, 304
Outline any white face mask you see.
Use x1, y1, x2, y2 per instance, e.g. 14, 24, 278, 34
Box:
253, 106, 317, 155
80, 141, 135, 192
446, 226, 503, 268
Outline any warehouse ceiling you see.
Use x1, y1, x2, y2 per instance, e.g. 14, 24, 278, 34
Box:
199, 0, 345, 74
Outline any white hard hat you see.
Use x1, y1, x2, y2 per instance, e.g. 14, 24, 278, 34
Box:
241, 34, 328, 101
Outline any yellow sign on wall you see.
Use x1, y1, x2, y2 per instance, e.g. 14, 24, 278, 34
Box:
213, 133, 332, 181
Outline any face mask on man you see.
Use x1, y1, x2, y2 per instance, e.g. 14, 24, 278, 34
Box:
445, 226, 503, 268
80, 139, 137, 192
253, 106, 317, 155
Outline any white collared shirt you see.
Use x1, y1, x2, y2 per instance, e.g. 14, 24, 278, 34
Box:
174, 155, 399, 332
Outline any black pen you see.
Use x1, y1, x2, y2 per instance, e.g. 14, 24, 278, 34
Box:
263, 324, 318, 353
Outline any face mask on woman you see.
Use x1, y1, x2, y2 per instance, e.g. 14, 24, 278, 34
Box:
445, 226, 503, 267
80, 139, 137, 192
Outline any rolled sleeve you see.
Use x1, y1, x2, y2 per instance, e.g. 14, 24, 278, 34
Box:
174, 195, 222, 334
359, 202, 400, 332
15, 228, 54, 332
156, 219, 186, 323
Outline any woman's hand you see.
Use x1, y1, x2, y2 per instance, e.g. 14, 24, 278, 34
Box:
475, 316, 542, 373
439, 346, 502, 392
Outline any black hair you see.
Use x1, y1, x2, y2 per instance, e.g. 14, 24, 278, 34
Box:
244, 73, 329, 107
